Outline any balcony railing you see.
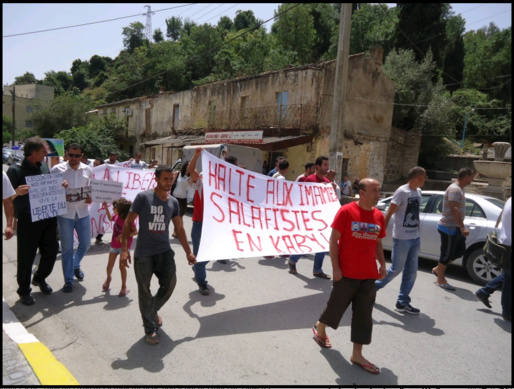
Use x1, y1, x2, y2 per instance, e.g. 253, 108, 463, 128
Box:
208, 104, 318, 131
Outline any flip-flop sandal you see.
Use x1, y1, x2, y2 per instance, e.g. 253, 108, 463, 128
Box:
102, 284, 110, 292
431, 269, 438, 277
145, 332, 159, 345
312, 325, 332, 348
350, 359, 380, 374
313, 272, 331, 279
434, 282, 456, 291
118, 289, 130, 297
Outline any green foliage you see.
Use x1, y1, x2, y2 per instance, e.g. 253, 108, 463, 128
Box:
153, 28, 164, 43
166, 16, 183, 41
383, 49, 439, 130
43, 71, 73, 96
122, 22, 147, 53
271, 4, 316, 65
463, 24, 511, 103
31, 93, 95, 137
14, 72, 39, 85
233, 10, 261, 31
182, 23, 223, 81
211, 28, 270, 80
53, 116, 128, 160
3, 115, 13, 143
395, 3, 448, 70
349, 4, 398, 57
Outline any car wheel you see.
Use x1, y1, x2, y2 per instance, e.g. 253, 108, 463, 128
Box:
466, 248, 502, 285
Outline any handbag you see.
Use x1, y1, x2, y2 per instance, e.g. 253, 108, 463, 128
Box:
483, 209, 507, 268
483, 230, 507, 268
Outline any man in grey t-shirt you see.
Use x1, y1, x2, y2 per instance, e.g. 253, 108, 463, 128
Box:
375, 166, 427, 314
432, 167, 474, 291
120, 165, 196, 345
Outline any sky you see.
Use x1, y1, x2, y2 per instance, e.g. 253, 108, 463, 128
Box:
2, 3, 512, 87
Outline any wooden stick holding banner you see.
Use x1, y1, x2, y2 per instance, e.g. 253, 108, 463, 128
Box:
196, 151, 341, 262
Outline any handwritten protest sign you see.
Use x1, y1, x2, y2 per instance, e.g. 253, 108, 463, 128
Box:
88, 165, 157, 237
26, 173, 67, 222
91, 179, 123, 203
196, 151, 341, 262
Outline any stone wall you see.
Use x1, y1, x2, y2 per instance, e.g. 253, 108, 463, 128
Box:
383, 127, 422, 184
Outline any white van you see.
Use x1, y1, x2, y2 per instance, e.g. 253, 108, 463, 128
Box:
178, 144, 263, 174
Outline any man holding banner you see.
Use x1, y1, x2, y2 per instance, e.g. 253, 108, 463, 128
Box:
288, 156, 332, 279
312, 178, 387, 375
120, 165, 196, 345
7, 137, 59, 305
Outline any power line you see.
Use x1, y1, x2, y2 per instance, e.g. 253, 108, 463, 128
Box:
107, 3, 302, 98
2, 4, 197, 38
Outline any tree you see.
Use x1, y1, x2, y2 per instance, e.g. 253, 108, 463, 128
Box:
3, 115, 13, 143
89, 55, 113, 79
166, 16, 182, 41
271, 4, 316, 65
383, 48, 444, 130
53, 115, 128, 160
394, 3, 448, 70
31, 92, 94, 137
463, 24, 511, 103
211, 28, 270, 81
43, 71, 73, 96
14, 72, 39, 85
442, 13, 466, 94
349, 4, 398, 57
70, 59, 90, 91
153, 28, 164, 43
182, 24, 223, 82
233, 10, 261, 31
122, 22, 147, 53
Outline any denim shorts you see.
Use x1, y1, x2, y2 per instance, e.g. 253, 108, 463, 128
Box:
109, 247, 122, 254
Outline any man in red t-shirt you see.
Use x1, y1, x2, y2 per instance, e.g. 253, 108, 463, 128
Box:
312, 178, 387, 375
288, 156, 332, 278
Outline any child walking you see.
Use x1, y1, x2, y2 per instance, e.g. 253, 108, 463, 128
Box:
102, 198, 137, 297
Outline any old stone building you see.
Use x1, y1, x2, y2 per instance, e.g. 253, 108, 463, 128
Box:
96, 48, 420, 184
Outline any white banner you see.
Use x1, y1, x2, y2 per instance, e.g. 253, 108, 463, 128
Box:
196, 151, 341, 262
26, 173, 67, 222
88, 165, 157, 237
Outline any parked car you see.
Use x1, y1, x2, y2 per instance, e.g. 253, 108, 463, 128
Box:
3, 148, 14, 165
376, 190, 505, 285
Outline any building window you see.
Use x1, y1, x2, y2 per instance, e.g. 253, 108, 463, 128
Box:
276, 91, 288, 122
25, 120, 32, 128
26, 106, 33, 113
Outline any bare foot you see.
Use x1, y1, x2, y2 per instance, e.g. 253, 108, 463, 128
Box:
118, 288, 130, 297
102, 277, 111, 292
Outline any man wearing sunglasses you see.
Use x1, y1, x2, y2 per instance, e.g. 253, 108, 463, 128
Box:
52, 143, 93, 293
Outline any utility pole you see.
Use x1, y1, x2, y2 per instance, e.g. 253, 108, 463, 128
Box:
11, 86, 16, 147
329, 3, 352, 187
143, 5, 154, 42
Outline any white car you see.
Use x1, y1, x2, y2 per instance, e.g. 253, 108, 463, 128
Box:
376, 190, 505, 285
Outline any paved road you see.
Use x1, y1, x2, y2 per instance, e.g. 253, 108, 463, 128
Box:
2, 165, 511, 385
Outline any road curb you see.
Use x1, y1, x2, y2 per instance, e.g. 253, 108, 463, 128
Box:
2, 298, 79, 385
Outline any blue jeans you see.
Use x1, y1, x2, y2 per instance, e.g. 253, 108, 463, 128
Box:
289, 252, 326, 274
191, 221, 207, 286
57, 215, 91, 284
478, 273, 505, 296
375, 237, 420, 306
